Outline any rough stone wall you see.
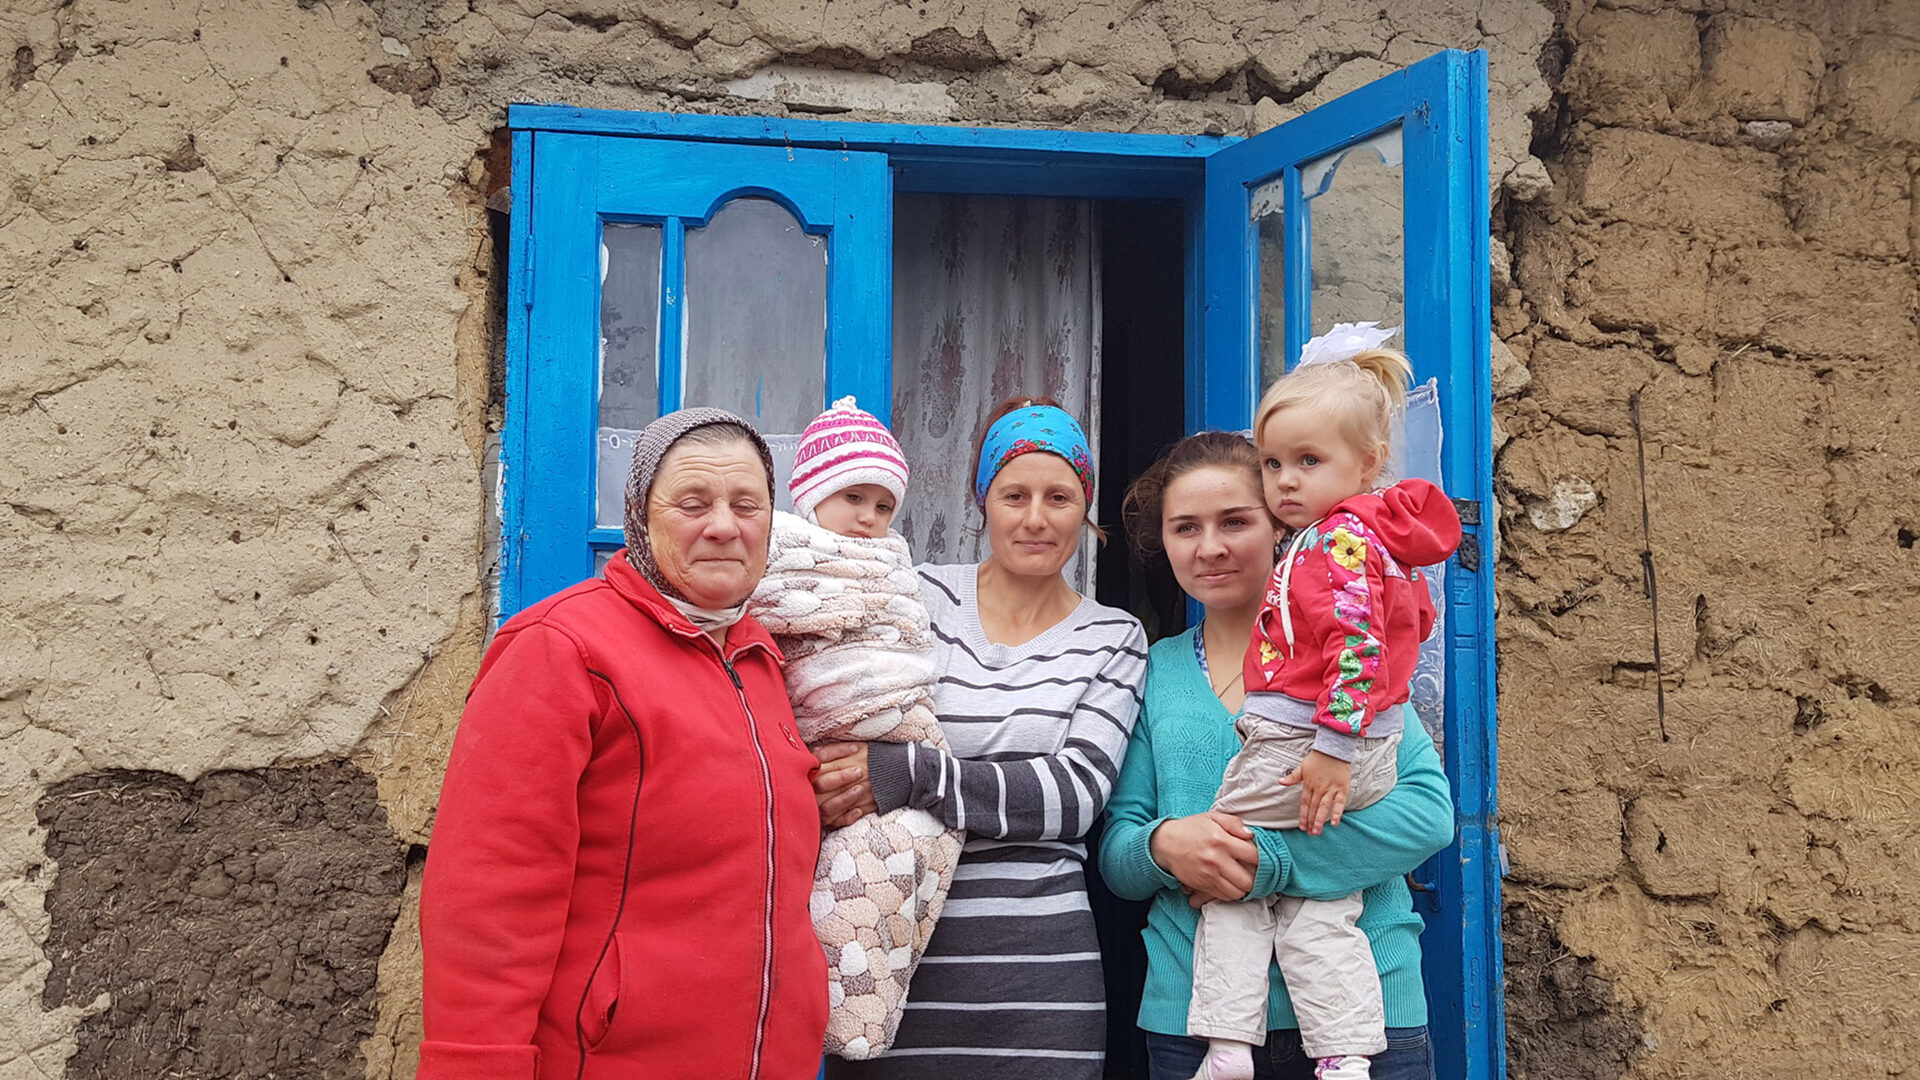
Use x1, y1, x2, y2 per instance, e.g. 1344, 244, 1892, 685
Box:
1496, 1, 1920, 1077
0, 2, 1565, 1078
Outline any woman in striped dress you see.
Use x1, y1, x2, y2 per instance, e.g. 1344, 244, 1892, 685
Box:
815, 397, 1147, 1080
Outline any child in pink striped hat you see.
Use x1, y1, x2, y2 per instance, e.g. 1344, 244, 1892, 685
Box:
748, 397, 962, 1061
789, 395, 911, 538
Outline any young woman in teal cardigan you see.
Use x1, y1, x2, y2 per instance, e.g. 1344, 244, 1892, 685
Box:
1099, 432, 1456, 1080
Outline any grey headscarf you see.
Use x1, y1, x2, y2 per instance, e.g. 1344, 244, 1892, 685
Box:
622, 407, 776, 607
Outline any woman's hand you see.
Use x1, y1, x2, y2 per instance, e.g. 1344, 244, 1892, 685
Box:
811, 742, 878, 828
1149, 811, 1259, 901
1279, 749, 1351, 835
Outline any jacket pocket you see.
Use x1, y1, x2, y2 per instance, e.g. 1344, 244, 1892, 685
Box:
580, 933, 623, 1051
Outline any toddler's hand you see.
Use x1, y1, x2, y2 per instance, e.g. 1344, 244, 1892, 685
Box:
1278, 750, 1352, 835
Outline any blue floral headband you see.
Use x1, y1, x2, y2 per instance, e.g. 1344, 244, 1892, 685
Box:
973, 405, 1095, 508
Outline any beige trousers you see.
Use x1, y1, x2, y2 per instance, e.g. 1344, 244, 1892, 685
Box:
1187, 715, 1401, 1057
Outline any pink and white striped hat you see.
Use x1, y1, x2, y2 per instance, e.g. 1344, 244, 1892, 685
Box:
788, 396, 910, 523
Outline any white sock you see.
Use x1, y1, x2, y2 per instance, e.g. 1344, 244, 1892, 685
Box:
1191, 1038, 1255, 1080
1314, 1054, 1371, 1080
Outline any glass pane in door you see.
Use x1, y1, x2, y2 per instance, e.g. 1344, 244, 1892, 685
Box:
682, 197, 828, 433
597, 222, 663, 527
1304, 125, 1404, 337
1252, 177, 1288, 389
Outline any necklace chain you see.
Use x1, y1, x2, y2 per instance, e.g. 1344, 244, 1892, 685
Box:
1200, 624, 1244, 698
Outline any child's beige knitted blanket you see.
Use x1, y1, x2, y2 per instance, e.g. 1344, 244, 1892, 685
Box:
748, 512, 964, 1059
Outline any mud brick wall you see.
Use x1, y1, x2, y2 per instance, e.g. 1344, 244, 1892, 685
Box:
1496, 2, 1920, 1077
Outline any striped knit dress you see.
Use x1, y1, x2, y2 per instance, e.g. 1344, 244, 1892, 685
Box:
828, 562, 1147, 1080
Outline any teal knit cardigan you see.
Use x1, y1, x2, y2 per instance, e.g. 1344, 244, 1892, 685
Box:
1098, 626, 1458, 1035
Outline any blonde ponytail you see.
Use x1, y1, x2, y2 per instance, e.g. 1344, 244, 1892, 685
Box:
1253, 346, 1414, 478
1343, 348, 1413, 413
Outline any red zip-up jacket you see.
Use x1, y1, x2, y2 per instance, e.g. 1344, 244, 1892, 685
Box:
419, 553, 827, 1080
1243, 479, 1461, 756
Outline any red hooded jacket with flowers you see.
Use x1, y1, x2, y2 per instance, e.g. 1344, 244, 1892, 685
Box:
418, 553, 827, 1080
1242, 479, 1462, 757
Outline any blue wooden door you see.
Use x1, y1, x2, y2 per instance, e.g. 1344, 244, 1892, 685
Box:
505, 133, 892, 612
1199, 49, 1502, 1080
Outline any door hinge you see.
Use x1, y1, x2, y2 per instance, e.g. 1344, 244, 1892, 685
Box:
1453, 498, 1483, 570
1455, 536, 1481, 572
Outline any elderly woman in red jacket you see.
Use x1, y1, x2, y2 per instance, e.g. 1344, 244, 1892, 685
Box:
418, 407, 827, 1080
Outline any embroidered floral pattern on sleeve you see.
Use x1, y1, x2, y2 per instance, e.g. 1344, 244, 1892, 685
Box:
1321, 513, 1386, 736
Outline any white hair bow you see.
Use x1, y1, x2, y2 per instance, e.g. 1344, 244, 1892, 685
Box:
1297, 321, 1400, 367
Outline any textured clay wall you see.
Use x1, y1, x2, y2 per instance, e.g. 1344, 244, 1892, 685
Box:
0, 1, 1559, 1078
1, 3, 490, 1077
1496, 1, 1920, 1077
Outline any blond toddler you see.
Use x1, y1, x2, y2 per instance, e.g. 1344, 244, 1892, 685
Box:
1187, 327, 1461, 1080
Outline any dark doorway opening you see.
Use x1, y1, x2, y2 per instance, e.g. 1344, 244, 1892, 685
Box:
1090, 196, 1187, 1080
1093, 198, 1190, 636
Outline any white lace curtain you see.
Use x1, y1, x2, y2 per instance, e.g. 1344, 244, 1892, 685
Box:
888, 194, 1102, 590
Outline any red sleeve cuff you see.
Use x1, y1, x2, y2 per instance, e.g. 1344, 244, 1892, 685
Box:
418, 1041, 540, 1080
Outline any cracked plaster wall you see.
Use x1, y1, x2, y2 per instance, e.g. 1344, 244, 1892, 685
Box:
0, 1, 486, 1076
0, 1, 1561, 1077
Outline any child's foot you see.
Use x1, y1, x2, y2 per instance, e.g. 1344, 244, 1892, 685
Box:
1190, 1040, 1255, 1080
1314, 1055, 1371, 1080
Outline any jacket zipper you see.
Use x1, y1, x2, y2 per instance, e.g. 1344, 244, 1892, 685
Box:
721, 653, 778, 1080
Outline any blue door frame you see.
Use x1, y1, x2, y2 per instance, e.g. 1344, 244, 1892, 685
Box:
505, 49, 1501, 1078
1196, 51, 1501, 1080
